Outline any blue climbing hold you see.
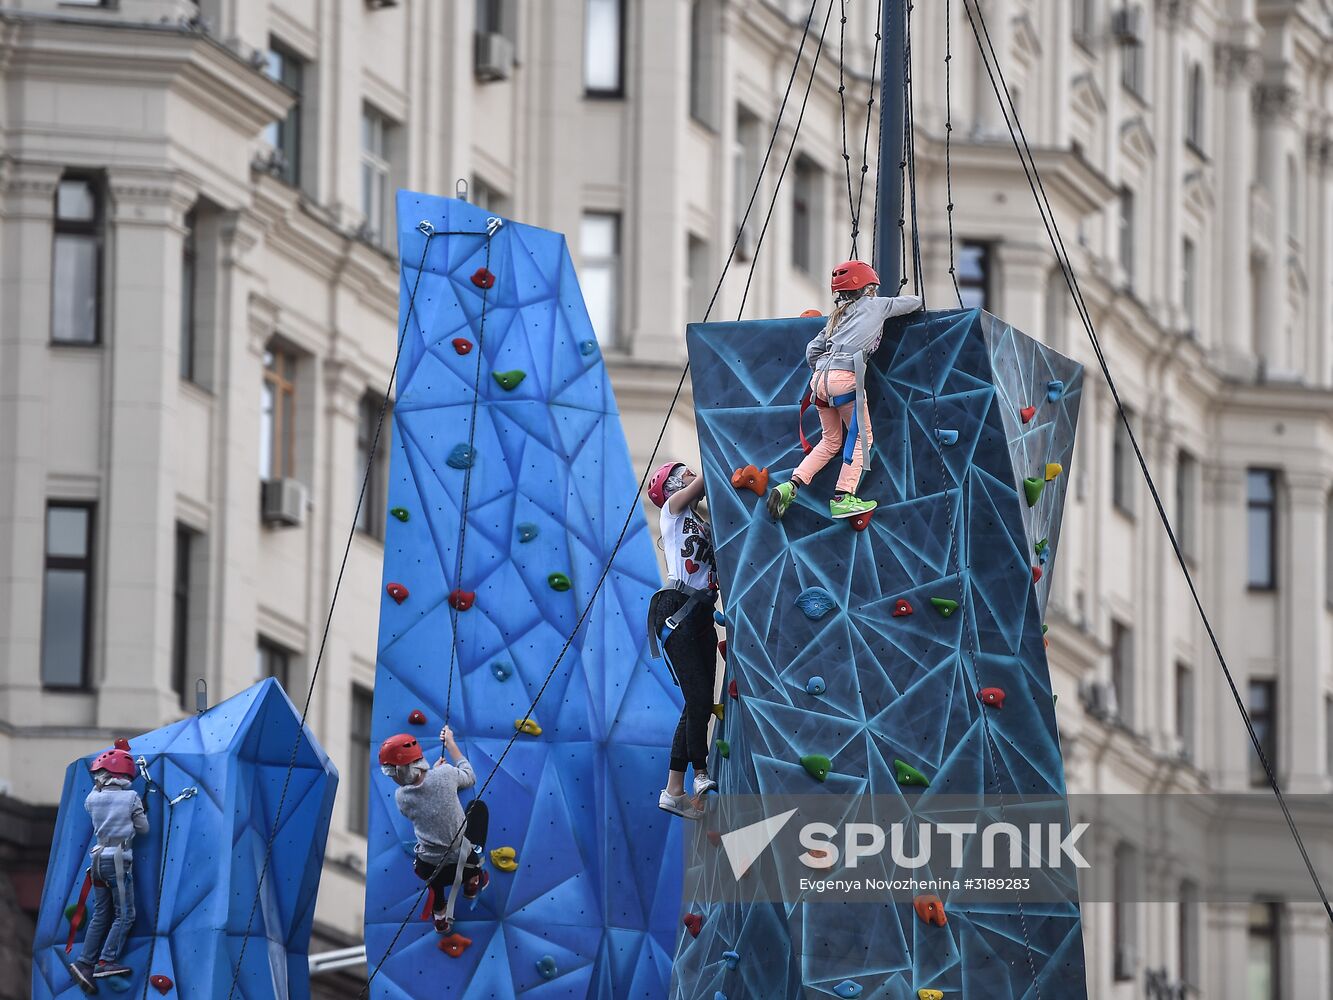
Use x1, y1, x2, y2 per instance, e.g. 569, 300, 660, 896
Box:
721, 950, 740, 969
833, 982, 863, 999
447, 444, 476, 469
714, 993, 728, 1000
1048, 379, 1065, 401
805, 676, 826, 696
536, 955, 558, 980
491, 661, 513, 682
102, 976, 132, 994
937, 428, 959, 447
517, 522, 538, 543
794, 587, 837, 621
579, 339, 597, 357
714, 610, 727, 628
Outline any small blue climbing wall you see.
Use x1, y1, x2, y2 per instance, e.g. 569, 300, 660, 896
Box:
674, 309, 1088, 997
32, 679, 337, 999
364, 192, 683, 997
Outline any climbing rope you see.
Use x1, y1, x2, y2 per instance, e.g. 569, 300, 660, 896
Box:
136, 760, 176, 1000
960, 0, 1333, 923
837, 0, 855, 252
853, 1, 882, 259
943, 0, 963, 306
902, 0, 924, 302
359, 2, 834, 991
837, 0, 883, 260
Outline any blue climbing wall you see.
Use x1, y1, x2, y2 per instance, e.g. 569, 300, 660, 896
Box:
363, 192, 682, 997
32, 678, 337, 999
674, 309, 1088, 997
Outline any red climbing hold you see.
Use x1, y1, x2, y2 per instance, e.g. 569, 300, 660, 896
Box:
728, 678, 738, 699
683, 913, 703, 938
850, 509, 874, 532
448, 589, 475, 611
470, 267, 496, 289
386, 582, 409, 605
1020, 405, 1036, 424
1031, 566, 1043, 583
114, 738, 131, 752
408, 709, 427, 726
913, 895, 948, 926
438, 932, 473, 958
451, 338, 473, 355
149, 975, 173, 994
977, 687, 1006, 708
730, 465, 769, 496
892, 599, 913, 618
718, 639, 728, 661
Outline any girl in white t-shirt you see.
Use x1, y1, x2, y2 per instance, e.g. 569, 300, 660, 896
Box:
646, 462, 720, 819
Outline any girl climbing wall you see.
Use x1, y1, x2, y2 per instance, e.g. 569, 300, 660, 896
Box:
647, 463, 719, 819
767, 261, 923, 520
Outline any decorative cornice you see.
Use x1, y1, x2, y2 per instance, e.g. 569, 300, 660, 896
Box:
1213, 42, 1262, 84
1253, 81, 1298, 120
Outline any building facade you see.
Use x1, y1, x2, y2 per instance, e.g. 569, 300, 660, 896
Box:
0, 0, 1328, 996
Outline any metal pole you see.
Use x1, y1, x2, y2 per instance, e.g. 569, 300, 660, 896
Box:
875, 0, 905, 286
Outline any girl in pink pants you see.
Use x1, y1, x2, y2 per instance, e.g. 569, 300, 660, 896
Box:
767, 260, 923, 521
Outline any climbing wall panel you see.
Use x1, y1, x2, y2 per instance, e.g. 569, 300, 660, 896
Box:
364, 192, 682, 998
673, 309, 1087, 998
32, 679, 338, 999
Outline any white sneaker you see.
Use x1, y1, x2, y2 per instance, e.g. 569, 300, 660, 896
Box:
693, 772, 718, 797
658, 789, 703, 820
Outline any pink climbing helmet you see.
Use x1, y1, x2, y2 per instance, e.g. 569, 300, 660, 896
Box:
648, 462, 682, 509
90, 748, 136, 780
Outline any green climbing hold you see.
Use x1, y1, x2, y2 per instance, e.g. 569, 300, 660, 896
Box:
1034, 537, 1048, 555
548, 572, 572, 591
389, 506, 410, 522
64, 902, 78, 921
800, 754, 832, 782
1053, 693, 1059, 707
929, 597, 959, 618
1042, 623, 1049, 634
894, 759, 931, 788
1024, 477, 1045, 506
493, 370, 527, 391
717, 739, 730, 759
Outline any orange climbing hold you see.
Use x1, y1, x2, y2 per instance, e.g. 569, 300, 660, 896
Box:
448, 589, 475, 611
438, 932, 473, 958
683, 913, 703, 937
730, 465, 769, 496
386, 582, 409, 605
800, 308, 823, 318
913, 894, 948, 926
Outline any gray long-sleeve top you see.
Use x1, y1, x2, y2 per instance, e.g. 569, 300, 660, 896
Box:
805, 293, 924, 372
394, 757, 477, 864
84, 779, 149, 861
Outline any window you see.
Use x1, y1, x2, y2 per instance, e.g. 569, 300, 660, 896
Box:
349, 684, 374, 835
171, 525, 196, 705
1181, 237, 1197, 333
256, 637, 292, 690
470, 177, 509, 215
1072, 0, 1094, 46
1247, 901, 1281, 1000
1249, 679, 1277, 787
1247, 469, 1277, 589
1179, 880, 1199, 987
687, 235, 711, 323
579, 212, 620, 344
261, 344, 298, 480
41, 503, 95, 689
475, 0, 515, 38
361, 105, 394, 247
52, 176, 103, 345
584, 0, 624, 96
734, 107, 762, 258
1175, 661, 1193, 761
1175, 450, 1197, 558
263, 41, 305, 187
355, 393, 392, 540
1113, 841, 1138, 980
1121, 31, 1144, 96
689, 0, 719, 128
180, 207, 198, 381
1111, 620, 1133, 726
958, 243, 992, 310
1326, 495, 1333, 607
1326, 696, 1333, 777
1113, 412, 1135, 514
1286, 155, 1300, 241
1186, 62, 1205, 150
1044, 266, 1068, 350
791, 156, 822, 275
1118, 187, 1135, 288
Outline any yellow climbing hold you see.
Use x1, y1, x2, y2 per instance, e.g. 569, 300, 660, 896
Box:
490, 846, 519, 872
514, 718, 542, 736
712, 703, 725, 721
917, 991, 944, 1000
1045, 462, 1063, 482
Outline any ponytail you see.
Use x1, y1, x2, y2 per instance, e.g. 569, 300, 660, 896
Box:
827, 284, 873, 333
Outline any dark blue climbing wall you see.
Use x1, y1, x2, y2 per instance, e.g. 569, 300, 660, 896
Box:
674, 309, 1087, 998
364, 192, 682, 997
32, 679, 337, 999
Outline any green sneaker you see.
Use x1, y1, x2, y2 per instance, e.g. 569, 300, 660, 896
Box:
829, 494, 877, 519
766, 481, 797, 520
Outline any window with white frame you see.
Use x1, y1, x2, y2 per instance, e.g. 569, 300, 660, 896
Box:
792, 156, 823, 275
687, 235, 710, 322
734, 107, 762, 258
1118, 186, 1135, 289
361, 105, 394, 247
689, 0, 720, 128
584, 0, 624, 96
1175, 449, 1197, 558
263, 41, 306, 188
1181, 236, 1197, 333
261, 343, 298, 481
1110, 619, 1133, 726
1186, 61, 1205, 150
1175, 660, 1194, 760
1112, 409, 1135, 514
470, 177, 510, 215
580, 212, 620, 344
355, 392, 392, 540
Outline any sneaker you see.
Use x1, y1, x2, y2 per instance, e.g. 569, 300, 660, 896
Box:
657, 789, 704, 821
463, 869, 490, 900
69, 961, 97, 994
693, 771, 718, 797
433, 912, 453, 935
829, 494, 877, 519
93, 962, 131, 979
766, 481, 797, 521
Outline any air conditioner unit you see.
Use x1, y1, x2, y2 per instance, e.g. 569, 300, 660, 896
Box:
474, 31, 515, 82
261, 478, 308, 528
1112, 6, 1142, 43
1078, 679, 1119, 721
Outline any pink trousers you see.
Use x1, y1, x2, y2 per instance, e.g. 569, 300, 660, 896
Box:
792, 370, 871, 495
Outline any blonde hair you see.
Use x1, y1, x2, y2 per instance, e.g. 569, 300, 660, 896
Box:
826, 284, 875, 332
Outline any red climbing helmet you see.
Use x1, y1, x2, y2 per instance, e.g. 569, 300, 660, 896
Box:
830, 260, 879, 294
648, 462, 682, 509
89, 748, 136, 780
378, 733, 424, 767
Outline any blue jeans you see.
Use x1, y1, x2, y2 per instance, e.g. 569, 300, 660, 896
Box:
78, 852, 135, 965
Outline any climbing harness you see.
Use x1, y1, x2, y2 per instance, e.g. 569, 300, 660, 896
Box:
798, 349, 871, 474
647, 580, 716, 685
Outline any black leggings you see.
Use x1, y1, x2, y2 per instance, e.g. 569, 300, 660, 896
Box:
659, 591, 720, 774
413, 800, 489, 895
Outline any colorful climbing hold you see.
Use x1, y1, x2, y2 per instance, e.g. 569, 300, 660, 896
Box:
894, 759, 931, 788
713, 610, 727, 628
386, 582, 409, 605
918, 991, 944, 1000
728, 678, 738, 699
683, 913, 703, 938
579, 339, 597, 357
514, 718, 542, 736
517, 522, 538, 542
1039, 547, 1050, 565
1019, 405, 1036, 424
64, 902, 78, 921
446, 444, 476, 469
800, 308, 823, 318
718, 639, 727, 660
389, 506, 410, 522
730, 464, 769, 496
451, 338, 472, 355
470, 267, 496, 289
832, 983, 863, 999
712, 703, 725, 721
977, 687, 1006, 708
490, 661, 513, 682
721, 950, 740, 970
795, 587, 838, 621
1042, 623, 1049, 634
1023, 476, 1045, 506
1034, 537, 1048, 555
536, 955, 558, 980
1045, 462, 1063, 481
448, 589, 474, 611
490, 846, 518, 872
716, 739, 730, 759
149, 976, 173, 995
805, 676, 826, 696
850, 509, 874, 531
114, 738, 131, 752
548, 572, 572, 591
492, 369, 526, 391
438, 932, 473, 958
892, 598, 914, 617
913, 894, 948, 926
800, 754, 832, 782
1047, 379, 1065, 401
936, 428, 959, 447
929, 597, 959, 618
407, 709, 426, 726
1032, 566, 1043, 583
715, 993, 729, 1000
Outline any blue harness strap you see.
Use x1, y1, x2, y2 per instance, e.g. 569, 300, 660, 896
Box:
798, 384, 862, 465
